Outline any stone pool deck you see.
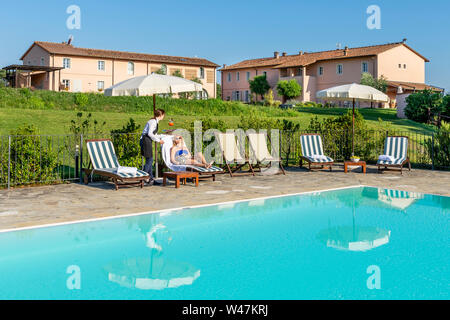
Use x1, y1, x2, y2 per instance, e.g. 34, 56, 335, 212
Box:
0, 164, 449, 231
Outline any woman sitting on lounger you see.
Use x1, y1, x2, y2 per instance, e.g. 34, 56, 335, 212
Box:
170, 136, 213, 168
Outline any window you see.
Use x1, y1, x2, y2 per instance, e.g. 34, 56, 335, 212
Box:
98, 61, 105, 71
62, 79, 70, 90
127, 62, 135, 75
318, 66, 324, 76
246, 71, 250, 81
97, 81, 105, 91
362, 62, 368, 73
403, 64, 407, 69
63, 58, 71, 69
336, 64, 343, 75
398, 64, 402, 68
27, 60, 31, 65
40, 57, 45, 66
236, 72, 240, 81
245, 90, 249, 103
199, 67, 205, 79
227, 73, 231, 82
235, 91, 241, 101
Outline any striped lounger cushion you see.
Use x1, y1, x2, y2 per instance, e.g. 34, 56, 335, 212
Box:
383, 188, 422, 199
300, 134, 334, 163
377, 137, 408, 165
185, 165, 223, 173
87, 140, 149, 178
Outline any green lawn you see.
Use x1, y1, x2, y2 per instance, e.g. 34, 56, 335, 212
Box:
0, 106, 435, 135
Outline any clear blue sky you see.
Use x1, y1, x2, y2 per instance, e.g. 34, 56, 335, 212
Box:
1, 0, 448, 92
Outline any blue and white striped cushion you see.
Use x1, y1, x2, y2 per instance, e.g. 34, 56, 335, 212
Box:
377, 137, 408, 165
96, 168, 149, 178
87, 140, 149, 178
303, 155, 334, 163
186, 165, 223, 173
87, 140, 120, 169
300, 134, 325, 157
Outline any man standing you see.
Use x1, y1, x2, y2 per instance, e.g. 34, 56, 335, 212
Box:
140, 109, 165, 185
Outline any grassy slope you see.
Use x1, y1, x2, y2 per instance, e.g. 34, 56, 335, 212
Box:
0, 87, 434, 135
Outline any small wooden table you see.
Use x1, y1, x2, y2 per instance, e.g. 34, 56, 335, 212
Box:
344, 160, 366, 173
163, 171, 199, 188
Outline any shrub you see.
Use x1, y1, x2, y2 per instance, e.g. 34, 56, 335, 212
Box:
306, 110, 383, 160
74, 93, 89, 108
111, 118, 142, 167
4, 125, 61, 186
426, 121, 450, 167
405, 90, 443, 123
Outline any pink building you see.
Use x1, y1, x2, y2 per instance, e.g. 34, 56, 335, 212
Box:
220, 40, 443, 109
8, 41, 219, 98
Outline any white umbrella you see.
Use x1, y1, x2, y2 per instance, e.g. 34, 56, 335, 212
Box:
104, 74, 203, 178
104, 74, 203, 97
316, 83, 389, 156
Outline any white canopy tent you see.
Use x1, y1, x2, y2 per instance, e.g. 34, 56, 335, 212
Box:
104, 74, 203, 179
316, 83, 389, 156
104, 74, 203, 98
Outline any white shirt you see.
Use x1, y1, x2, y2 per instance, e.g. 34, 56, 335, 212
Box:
142, 118, 163, 142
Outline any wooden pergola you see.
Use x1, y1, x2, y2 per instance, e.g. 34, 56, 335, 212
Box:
2, 65, 64, 90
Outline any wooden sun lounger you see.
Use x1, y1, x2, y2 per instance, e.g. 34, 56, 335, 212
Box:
216, 132, 255, 177
299, 134, 334, 171
83, 139, 149, 190
377, 136, 411, 174
247, 132, 285, 175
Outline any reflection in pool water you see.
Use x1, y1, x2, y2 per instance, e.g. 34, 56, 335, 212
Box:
0, 186, 448, 299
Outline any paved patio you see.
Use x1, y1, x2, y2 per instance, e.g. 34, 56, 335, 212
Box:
0, 164, 449, 231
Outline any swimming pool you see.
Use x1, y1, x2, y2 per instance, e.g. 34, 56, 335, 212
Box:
0, 186, 448, 300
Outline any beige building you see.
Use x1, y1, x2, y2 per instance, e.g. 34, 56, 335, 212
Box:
11, 41, 219, 98
221, 40, 443, 109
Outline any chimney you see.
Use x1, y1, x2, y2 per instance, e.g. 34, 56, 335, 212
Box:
299, 51, 304, 55
274, 51, 280, 59
344, 46, 348, 56
282, 52, 287, 57
402, 38, 407, 43
223, 64, 227, 68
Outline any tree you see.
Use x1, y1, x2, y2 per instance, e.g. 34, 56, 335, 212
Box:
276, 79, 302, 103
216, 83, 221, 99
172, 70, 183, 78
248, 75, 270, 101
405, 89, 443, 124
360, 72, 388, 93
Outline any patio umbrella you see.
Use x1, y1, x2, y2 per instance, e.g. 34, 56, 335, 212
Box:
105, 256, 201, 290
316, 83, 389, 156
104, 74, 203, 178
317, 198, 391, 251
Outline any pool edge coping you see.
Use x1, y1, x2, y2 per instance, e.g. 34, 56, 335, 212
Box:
0, 184, 443, 234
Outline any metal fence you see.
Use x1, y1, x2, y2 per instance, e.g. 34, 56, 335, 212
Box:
0, 130, 448, 189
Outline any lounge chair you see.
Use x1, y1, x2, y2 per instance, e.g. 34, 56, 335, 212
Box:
247, 132, 285, 175
377, 136, 411, 174
83, 139, 149, 190
161, 136, 223, 181
299, 134, 334, 171
215, 132, 255, 177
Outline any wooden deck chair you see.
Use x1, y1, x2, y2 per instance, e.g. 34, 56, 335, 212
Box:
377, 136, 411, 174
83, 139, 149, 190
215, 132, 255, 177
247, 132, 285, 175
299, 134, 334, 171
160, 136, 223, 181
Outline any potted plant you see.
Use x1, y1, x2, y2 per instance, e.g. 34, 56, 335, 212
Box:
350, 155, 360, 162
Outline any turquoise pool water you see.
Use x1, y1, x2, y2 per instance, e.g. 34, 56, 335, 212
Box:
0, 186, 448, 300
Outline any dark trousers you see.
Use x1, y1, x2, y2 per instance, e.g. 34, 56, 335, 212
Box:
143, 157, 154, 180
